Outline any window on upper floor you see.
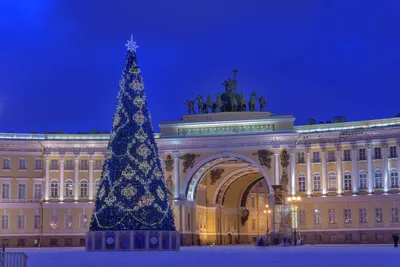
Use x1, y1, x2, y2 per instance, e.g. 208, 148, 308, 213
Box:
314, 209, 321, 224
359, 172, 367, 190
392, 208, 399, 223
80, 214, 88, 229
65, 214, 73, 229
50, 181, 59, 198
250, 197, 255, 208
3, 158, 10, 170
1, 183, 10, 199
390, 171, 399, 188
34, 183, 42, 200
312, 151, 320, 163
328, 172, 336, 191
251, 219, 256, 231
19, 159, 26, 170
343, 149, 351, 161
50, 215, 58, 230
313, 174, 321, 192
18, 184, 26, 199
299, 210, 306, 225
65, 159, 73, 170
34, 215, 41, 229
328, 150, 335, 162
375, 208, 383, 223
80, 160, 88, 170
50, 159, 58, 170
390, 146, 397, 159
95, 159, 102, 170
34, 159, 42, 170
65, 180, 73, 198
359, 208, 367, 224
18, 215, 25, 229
80, 180, 88, 198
344, 172, 352, 191
344, 209, 352, 224
258, 196, 264, 208
94, 180, 100, 194
374, 170, 383, 189
359, 148, 366, 161
374, 147, 381, 160
2, 215, 9, 229
297, 152, 305, 164
328, 209, 336, 224
298, 174, 306, 192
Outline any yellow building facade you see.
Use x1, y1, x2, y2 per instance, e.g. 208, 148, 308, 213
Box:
1, 112, 400, 247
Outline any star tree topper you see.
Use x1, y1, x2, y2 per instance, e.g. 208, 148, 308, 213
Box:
125, 34, 139, 52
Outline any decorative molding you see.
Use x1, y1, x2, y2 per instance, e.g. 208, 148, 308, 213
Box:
252, 149, 273, 168
164, 155, 174, 173
351, 143, 357, 150
209, 168, 224, 185
179, 153, 200, 173
177, 124, 274, 136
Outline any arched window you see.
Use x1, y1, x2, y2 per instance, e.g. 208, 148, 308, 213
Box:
390, 169, 399, 188
359, 171, 367, 190
94, 179, 100, 194
298, 174, 306, 192
50, 180, 59, 198
328, 172, 336, 191
313, 173, 321, 192
344, 171, 352, 191
374, 170, 383, 189
80, 180, 88, 198
65, 179, 73, 198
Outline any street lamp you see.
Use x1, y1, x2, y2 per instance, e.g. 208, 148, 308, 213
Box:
263, 204, 272, 234
286, 196, 301, 246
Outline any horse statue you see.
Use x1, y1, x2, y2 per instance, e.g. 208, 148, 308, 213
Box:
235, 93, 242, 111
259, 96, 266, 111
187, 100, 196, 115
206, 94, 213, 113
240, 92, 247, 111
230, 93, 238, 112
196, 95, 207, 113
248, 92, 257, 112
216, 94, 223, 112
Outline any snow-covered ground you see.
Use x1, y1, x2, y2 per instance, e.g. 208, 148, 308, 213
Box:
7, 245, 399, 267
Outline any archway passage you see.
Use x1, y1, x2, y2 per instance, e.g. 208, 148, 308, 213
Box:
181, 153, 274, 246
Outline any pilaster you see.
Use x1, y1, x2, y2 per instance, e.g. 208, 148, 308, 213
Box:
351, 143, 358, 194
336, 144, 343, 195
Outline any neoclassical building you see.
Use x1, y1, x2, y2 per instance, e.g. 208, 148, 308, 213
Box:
1, 111, 400, 247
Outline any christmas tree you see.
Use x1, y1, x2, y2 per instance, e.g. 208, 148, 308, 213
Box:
89, 35, 176, 232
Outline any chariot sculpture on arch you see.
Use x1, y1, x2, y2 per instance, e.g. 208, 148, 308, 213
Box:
187, 68, 267, 114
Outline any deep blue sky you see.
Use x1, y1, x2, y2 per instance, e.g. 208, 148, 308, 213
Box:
1, 1, 400, 133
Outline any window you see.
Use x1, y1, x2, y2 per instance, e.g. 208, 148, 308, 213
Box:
65, 159, 73, 170
314, 209, 321, 224
374, 147, 381, 159
328, 172, 336, 191
34, 159, 42, 170
2, 215, 9, 229
359, 172, 367, 190
50, 239, 58, 247
250, 197, 255, 208
313, 151, 320, 163
297, 152, 305, 164
80, 180, 88, 198
50, 159, 58, 170
80, 214, 88, 229
2, 183, 10, 199
80, 159, 88, 170
390, 146, 397, 158
18, 215, 25, 229
374, 170, 383, 189
344, 209, 352, 224
391, 171, 399, 188
34, 184, 42, 199
50, 181, 59, 198
359, 208, 367, 224
343, 149, 351, 161
328, 150, 335, 162
65, 215, 73, 229
313, 174, 321, 192
65, 238, 72, 246
18, 184, 26, 199
298, 174, 306, 192
260, 219, 264, 229
345, 234, 352, 242
19, 159, 26, 170
359, 148, 366, 161
3, 158, 10, 170
95, 159, 102, 170
258, 197, 264, 208
65, 180, 73, 198
392, 208, 399, 223
50, 215, 58, 229
328, 209, 336, 224
344, 172, 352, 191
299, 210, 306, 225
375, 208, 383, 223
34, 215, 41, 229
94, 180, 100, 193
251, 219, 256, 230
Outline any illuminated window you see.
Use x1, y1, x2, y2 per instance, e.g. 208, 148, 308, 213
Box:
328, 209, 336, 224
344, 209, 352, 224
375, 208, 383, 223
314, 209, 321, 224
251, 219, 256, 231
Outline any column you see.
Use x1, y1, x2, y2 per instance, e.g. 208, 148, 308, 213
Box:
89, 154, 94, 200
290, 147, 296, 196
382, 141, 389, 193
321, 145, 327, 195
74, 155, 79, 201
59, 155, 65, 201
173, 151, 180, 199
44, 155, 50, 201
366, 143, 373, 194
274, 148, 280, 185
351, 143, 358, 194
336, 144, 343, 195
306, 146, 312, 196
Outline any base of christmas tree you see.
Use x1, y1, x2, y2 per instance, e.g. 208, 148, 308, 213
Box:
85, 230, 180, 251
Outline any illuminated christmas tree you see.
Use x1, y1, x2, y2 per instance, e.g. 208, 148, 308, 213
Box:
89, 35, 176, 232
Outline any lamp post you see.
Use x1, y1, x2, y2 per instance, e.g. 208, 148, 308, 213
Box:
287, 196, 301, 246
263, 205, 272, 234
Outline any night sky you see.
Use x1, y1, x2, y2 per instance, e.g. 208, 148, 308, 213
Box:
1, 1, 400, 133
